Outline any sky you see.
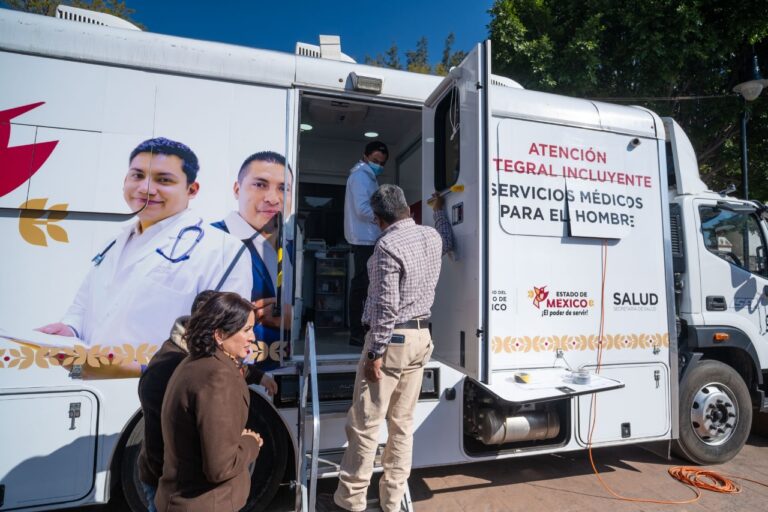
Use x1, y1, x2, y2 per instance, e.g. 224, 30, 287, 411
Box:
127, 0, 495, 66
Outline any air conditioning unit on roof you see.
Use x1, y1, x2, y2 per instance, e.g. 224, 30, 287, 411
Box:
56, 4, 141, 31
295, 35, 356, 63
490, 74, 523, 89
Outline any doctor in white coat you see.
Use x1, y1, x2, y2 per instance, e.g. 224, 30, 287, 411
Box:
37, 137, 252, 351
344, 140, 388, 346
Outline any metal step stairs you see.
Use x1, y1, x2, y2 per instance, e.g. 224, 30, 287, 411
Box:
314, 488, 414, 512
295, 322, 413, 512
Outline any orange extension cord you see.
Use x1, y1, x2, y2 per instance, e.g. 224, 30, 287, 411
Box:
584, 241, 767, 504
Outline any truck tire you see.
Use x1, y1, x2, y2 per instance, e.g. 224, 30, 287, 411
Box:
674, 360, 752, 465
119, 396, 288, 512
121, 416, 149, 512
240, 391, 290, 512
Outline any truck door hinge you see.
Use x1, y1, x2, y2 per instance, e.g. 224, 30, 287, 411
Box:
476, 82, 483, 90
476, 328, 484, 337
69, 402, 81, 430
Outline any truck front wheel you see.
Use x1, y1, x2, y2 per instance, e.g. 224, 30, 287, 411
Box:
674, 360, 752, 464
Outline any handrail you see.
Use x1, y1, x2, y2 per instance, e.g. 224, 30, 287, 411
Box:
295, 322, 320, 512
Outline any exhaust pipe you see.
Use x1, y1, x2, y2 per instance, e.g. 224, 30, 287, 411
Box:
476, 409, 560, 445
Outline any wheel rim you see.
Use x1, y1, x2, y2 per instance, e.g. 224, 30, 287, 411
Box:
690, 381, 738, 446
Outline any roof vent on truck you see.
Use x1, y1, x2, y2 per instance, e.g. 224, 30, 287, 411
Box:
490, 74, 523, 89
55, 4, 141, 31
295, 35, 356, 63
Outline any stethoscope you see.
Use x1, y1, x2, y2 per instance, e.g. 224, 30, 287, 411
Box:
91, 219, 205, 266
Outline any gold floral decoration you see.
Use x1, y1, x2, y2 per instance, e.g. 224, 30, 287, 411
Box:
532, 336, 555, 352
18, 198, 69, 247
243, 340, 289, 364
491, 332, 671, 354
0, 341, 158, 370
245, 341, 269, 363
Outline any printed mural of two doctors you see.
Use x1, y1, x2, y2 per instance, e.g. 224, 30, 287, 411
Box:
36, 137, 293, 377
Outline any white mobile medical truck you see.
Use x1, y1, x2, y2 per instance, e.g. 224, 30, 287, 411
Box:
1, 6, 767, 512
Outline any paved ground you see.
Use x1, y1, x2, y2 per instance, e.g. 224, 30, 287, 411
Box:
78, 415, 768, 512
403, 434, 768, 512
304, 414, 768, 512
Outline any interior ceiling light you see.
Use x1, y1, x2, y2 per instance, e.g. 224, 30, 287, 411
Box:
364, 131, 378, 138
300, 123, 313, 131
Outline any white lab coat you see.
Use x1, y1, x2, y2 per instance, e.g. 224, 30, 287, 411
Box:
344, 161, 381, 245
61, 209, 252, 347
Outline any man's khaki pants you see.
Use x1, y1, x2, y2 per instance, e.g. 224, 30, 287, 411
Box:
334, 327, 433, 512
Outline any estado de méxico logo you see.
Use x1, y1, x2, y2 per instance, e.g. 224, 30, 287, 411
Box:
528, 285, 594, 317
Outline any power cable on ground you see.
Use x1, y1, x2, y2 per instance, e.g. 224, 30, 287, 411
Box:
585, 241, 768, 504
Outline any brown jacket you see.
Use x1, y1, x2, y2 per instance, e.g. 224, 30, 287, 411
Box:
137, 318, 265, 487
155, 349, 260, 512
137, 318, 189, 487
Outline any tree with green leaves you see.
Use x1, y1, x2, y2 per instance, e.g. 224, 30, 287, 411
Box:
489, 0, 768, 200
366, 34, 468, 76
365, 42, 402, 70
435, 33, 468, 76
3, 0, 142, 28
406, 36, 431, 74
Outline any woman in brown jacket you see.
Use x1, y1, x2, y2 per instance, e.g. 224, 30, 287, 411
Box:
156, 292, 263, 512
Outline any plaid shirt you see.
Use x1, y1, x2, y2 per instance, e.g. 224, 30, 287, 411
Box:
364, 209, 454, 354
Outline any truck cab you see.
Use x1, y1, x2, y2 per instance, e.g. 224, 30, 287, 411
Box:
665, 119, 767, 463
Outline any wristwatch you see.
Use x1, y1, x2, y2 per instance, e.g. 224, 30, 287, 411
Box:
366, 350, 383, 361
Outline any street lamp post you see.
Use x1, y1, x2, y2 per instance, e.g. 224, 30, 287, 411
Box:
733, 53, 768, 200
740, 103, 749, 199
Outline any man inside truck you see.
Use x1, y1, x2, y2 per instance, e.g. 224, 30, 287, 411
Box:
36, 137, 252, 371
344, 140, 389, 347
213, 151, 294, 371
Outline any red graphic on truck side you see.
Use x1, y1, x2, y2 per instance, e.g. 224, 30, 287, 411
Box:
529, 286, 549, 309
0, 102, 59, 198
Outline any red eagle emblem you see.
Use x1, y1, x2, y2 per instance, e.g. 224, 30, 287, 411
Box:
0, 102, 59, 198
532, 286, 549, 309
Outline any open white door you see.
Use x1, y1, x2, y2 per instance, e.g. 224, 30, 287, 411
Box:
422, 41, 490, 381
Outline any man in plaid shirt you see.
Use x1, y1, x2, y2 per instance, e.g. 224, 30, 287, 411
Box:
331, 184, 453, 512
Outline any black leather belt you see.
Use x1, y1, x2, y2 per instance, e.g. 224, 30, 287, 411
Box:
394, 318, 430, 329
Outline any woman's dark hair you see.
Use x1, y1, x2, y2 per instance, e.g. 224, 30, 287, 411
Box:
185, 292, 254, 359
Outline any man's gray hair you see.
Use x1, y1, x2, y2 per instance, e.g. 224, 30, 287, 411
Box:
370, 184, 410, 224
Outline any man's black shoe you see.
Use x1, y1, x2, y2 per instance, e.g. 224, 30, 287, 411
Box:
316, 493, 350, 511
